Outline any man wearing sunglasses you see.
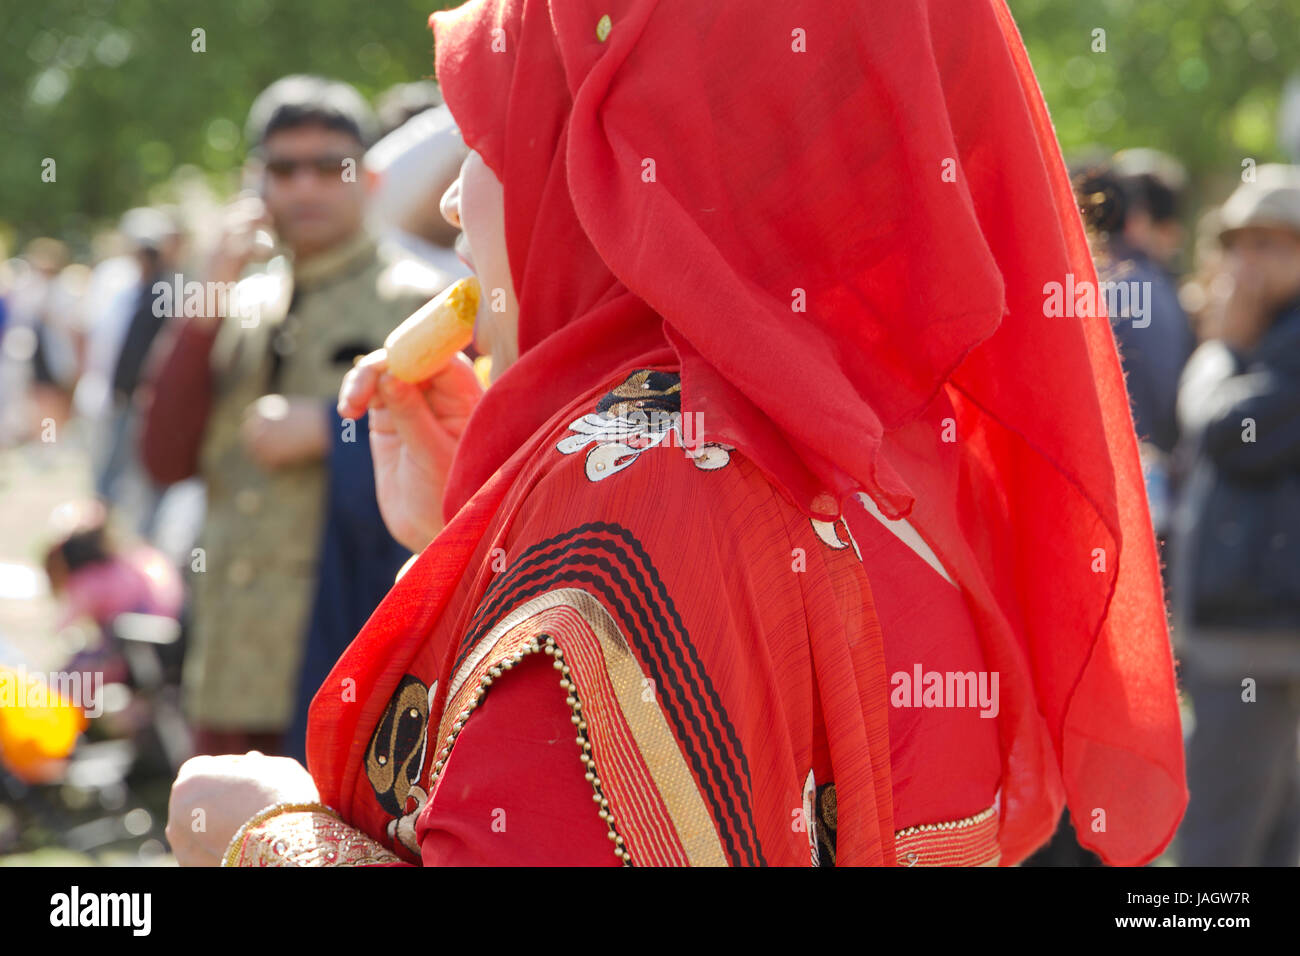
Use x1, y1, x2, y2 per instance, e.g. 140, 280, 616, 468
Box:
140, 75, 426, 764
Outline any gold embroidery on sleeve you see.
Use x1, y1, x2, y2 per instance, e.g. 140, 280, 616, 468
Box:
440, 588, 729, 866
222, 803, 401, 867
427, 632, 628, 865
893, 804, 1000, 867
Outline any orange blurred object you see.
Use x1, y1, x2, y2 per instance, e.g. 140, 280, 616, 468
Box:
0, 667, 88, 783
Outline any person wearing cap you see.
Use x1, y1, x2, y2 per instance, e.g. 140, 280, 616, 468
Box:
138, 76, 420, 761
1171, 164, 1300, 866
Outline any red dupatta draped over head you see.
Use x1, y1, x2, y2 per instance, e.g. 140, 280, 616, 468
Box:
309, 0, 1186, 865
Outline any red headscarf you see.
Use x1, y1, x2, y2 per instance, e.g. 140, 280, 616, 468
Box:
307, 0, 1185, 866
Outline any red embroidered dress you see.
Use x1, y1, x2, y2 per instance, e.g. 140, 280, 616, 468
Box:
231, 368, 1001, 866
407, 370, 1005, 866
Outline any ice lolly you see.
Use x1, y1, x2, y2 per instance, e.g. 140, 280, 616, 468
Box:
383, 276, 480, 383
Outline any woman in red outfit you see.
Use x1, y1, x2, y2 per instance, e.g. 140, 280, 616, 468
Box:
168, 0, 1186, 866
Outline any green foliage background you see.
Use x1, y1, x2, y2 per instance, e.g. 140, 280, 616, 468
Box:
1007, 0, 1300, 196
2, 0, 1298, 249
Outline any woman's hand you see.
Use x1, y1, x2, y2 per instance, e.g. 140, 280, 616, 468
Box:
338, 349, 484, 552
165, 752, 320, 867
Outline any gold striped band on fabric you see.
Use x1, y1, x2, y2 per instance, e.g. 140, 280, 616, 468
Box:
442, 588, 729, 867
893, 804, 1000, 866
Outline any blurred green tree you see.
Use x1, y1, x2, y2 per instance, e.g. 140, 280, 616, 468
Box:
1008, 0, 1300, 192
0, 0, 459, 245
2, 0, 1298, 247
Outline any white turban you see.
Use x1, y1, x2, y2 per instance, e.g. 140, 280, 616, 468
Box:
364, 105, 468, 234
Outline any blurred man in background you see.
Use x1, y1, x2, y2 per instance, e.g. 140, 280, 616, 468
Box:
139, 75, 420, 761
1171, 164, 1300, 866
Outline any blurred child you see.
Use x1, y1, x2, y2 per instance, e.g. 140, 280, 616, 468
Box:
42, 501, 183, 685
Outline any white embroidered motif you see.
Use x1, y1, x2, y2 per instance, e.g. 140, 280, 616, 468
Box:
557, 408, 733, 481
810, 516, 862, 561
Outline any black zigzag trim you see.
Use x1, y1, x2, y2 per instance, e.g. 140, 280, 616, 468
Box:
458, 522, 765, 866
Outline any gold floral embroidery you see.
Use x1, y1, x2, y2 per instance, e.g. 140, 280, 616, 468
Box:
222, 804, 401, 867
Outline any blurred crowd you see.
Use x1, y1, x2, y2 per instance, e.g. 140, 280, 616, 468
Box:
0, 70, 1297, 866
0, 76, 471, 857
1027, 148, 1300, 866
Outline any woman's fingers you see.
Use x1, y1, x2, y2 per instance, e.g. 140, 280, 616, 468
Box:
377, 374, 458, 464
337, 349, 389, 420
339, 349, 481, 428
422, 352, 484, 414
